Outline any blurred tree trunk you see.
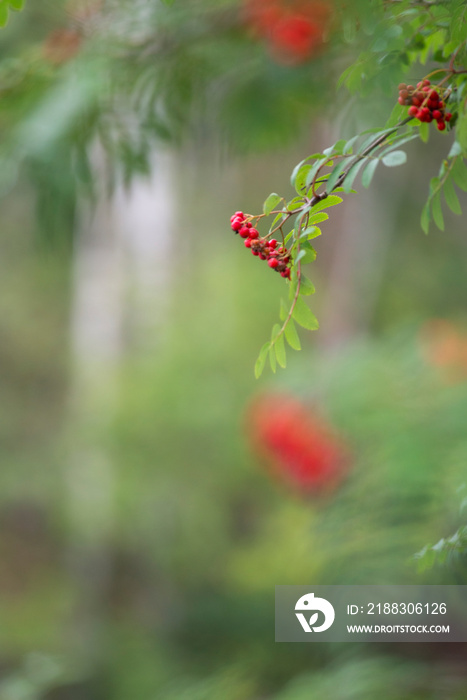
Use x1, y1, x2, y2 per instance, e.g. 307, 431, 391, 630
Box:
65, 146, 176, 659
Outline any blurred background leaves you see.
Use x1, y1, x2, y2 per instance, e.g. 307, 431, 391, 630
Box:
1, 0, 467, 698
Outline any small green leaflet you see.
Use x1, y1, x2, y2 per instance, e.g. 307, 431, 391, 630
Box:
310, 194, 343, 214
308, 212, 329, 224
298, 242, 317, 264
269, 346, 277, 373
299, 275, 315, 295
285, 319, 301, 350
420, 202, 430, 235
452, 157, 467, 191
0, 0, 25, 26
299, 226, 321, 240
443, 175, 462, 215
431, 192, 444, 231
326, 162, 345, 194
382, 150, 407, 167
290, 154, 322, 188
254, 342, 270, 379
263, 193, 282, 216
419, 122, 429, 143
274, 333, 286, 369
362, 159, 379, 188
292, 297, 319, 330
342, 159, 366, 193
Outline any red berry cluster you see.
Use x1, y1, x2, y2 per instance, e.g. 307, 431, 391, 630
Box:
230, 211, 292, 279
398, 80, 452, 131
243, 0, 332, 65
246, 393, 351, 494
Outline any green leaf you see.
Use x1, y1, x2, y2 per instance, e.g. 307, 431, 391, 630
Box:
448, 141, 463, 158
279, 298, 288, 322
287, 196, 306, 212
0, 4, 9, 26
452, 157, 467, 191
385, 102, 406, 128
323, 139, 347, 156
299, 275, 316, 295
431, 192, 445, 231
304, 158, 328, 190
298, 243, 317, 264
381, 150, 407, 167
308, 212, 329, 225
295, 249, 307, 263
292, 297, 319, 330
419, 122, 429, 143
326, 162, 344, 194
284, 319, 301, 351
263, 193, 281, 216
8, 0, 25, 8
294, 165, 313, 195
443, 175, 462, 215
275, 333, 287, 368
342, 158, 366, 193
420, 202, 430, 235
361, 159, 379, 188
290, 154, 322, 188
300, 226, 321, 240
310, 195, 343, 214
254, 342, 270, 379
343, 134, 360, 155
269, 346, 277, 373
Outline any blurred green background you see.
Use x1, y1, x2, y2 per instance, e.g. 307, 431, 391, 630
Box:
1, 1, 467, 698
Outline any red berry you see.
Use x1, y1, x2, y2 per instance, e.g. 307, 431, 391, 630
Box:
445, 112, 452, 122
417, 81, 423, 88
398, 83, 407, 91
429, 90, 438, 100
269, 239, 277, 248
249, 228, 259, 239
398, 96, 405, 105
268, 258, 279, 269
234, 211, 244, 218
432, 110, 442, 120
231, 219, 243, 231
239, 226, 250, 238
411, 96, 421, 107
437, 121, 446, 131
407, 84, 414, 91
399, 89, 409, 100
422, 79, 431, 86
259, 253, 267, 260
408, 106, 418, 117
252, 249, 259, 256
244, 238, 252, 248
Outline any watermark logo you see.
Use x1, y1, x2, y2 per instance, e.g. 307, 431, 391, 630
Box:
295, 592, 335, 632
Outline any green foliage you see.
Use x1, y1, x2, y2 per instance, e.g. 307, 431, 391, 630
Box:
0, 0, 25, 27
414, 525, 467, 572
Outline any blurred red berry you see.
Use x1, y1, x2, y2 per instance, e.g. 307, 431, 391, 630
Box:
246, 394, 351, 494
243, 0, 332, 65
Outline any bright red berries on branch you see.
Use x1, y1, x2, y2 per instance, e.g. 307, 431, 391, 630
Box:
246, 394, 351, 495
230, 211, 291, 279
398, 80, 452, 131
243, 0, 332, 65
